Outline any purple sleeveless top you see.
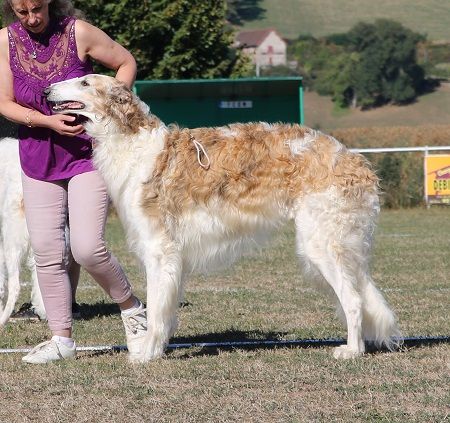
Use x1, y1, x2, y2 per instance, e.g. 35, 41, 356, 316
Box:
8, 16, 94, 181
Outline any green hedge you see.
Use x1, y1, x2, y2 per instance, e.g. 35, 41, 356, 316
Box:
368, 152, 424, 208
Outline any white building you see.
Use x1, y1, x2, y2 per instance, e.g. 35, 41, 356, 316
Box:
235, 28, 287, 72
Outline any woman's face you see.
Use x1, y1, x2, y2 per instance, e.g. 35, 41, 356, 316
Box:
9, 0, 50, 33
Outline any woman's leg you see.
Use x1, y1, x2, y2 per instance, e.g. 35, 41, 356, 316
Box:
68, 170, 147, 360
67, 170, 133, 303
21, 173, 72, 337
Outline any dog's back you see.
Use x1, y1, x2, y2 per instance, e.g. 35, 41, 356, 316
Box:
150, 123, 378, 214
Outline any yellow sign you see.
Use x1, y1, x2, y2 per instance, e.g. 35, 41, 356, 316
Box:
425, 154, 450, 204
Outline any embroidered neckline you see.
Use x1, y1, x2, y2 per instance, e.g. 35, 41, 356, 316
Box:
24, 18, 58, 60
8, 16, 82, 90
14, 16, 69, 63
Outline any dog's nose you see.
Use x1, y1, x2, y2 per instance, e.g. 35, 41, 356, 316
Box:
43, 87, 51, 96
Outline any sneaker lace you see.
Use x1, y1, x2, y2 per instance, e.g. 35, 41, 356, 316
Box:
123, 311, 147, 335
27, 340, 55, 355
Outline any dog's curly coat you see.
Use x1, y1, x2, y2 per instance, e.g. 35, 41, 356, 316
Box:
46, 74, 401, 362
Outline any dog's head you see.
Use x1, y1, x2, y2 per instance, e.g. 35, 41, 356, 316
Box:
45, 74, 151, 135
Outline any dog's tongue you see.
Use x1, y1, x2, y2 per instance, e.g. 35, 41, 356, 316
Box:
65, 101, 83, 109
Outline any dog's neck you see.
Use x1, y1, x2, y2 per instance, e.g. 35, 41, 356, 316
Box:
86, 112, 167, 205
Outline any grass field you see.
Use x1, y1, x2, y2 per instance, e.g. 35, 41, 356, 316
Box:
238, 0, 450, 41
0, 208, 449, 422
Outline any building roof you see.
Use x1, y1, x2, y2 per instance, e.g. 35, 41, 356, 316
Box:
236, 28, 284, 48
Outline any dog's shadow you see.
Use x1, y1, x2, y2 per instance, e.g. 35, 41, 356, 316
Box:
167, 332, 450, 359
168, 329, 310, 359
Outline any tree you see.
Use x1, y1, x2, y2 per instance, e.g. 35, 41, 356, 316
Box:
289, 37, 340, 88
74, 0, 251, 79
226, 0, 264, 25
150, 0, 249, 79
314, 51, 360, 108
290, 19, 427, 108
346, 19, 426, 108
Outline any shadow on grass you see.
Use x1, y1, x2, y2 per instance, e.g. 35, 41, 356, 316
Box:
72, 301, 449, 358
168, 332, 450, 359
80, 331, 449, 360
76, 300, 194, 320
75, 301, 119, 320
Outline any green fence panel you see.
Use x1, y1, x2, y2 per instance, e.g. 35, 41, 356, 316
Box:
134, 77, 303, 128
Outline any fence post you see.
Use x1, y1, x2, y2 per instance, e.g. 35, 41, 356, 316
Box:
424, 146, 430, 209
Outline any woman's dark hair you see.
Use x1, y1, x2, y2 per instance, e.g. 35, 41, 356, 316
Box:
2, 0, 85, 25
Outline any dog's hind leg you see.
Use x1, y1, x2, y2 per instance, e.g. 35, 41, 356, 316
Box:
295, 189, 396, 358
0, 216, 28, 326
138, 237, 182, 362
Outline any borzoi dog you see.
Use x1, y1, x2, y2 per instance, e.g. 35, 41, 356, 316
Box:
0, 137, 45, 325
45, 74, 401, 362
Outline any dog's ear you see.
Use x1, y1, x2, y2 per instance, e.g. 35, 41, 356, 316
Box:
109, 84, 132, 105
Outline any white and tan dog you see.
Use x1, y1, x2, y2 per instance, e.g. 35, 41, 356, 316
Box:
0, 137, 45, 326
45, 74, 401, 362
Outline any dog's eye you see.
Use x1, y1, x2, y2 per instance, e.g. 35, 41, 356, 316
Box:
81, 80, 90, 87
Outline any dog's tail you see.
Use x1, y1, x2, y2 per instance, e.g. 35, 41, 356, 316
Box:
361, 275, 402, 350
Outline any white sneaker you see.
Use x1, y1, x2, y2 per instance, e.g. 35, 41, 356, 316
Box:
121, 302, 147, 360
22, 338, 76, 364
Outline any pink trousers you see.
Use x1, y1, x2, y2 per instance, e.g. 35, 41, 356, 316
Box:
22, 170, 133, 331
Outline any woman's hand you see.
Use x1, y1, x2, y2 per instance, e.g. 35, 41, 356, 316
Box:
41, 114, 85, 136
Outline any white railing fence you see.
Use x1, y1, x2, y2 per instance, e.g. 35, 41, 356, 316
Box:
350, 146, 450, 154
350, 145, 450, 208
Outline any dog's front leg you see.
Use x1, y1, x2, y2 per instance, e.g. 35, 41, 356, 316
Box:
138, 239, 183, 362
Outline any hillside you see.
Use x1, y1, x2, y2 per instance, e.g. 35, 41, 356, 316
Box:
237, 0, 450, 41
304, 82, 450, 131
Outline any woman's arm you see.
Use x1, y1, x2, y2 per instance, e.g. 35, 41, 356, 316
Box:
75, 20, 137, 88
0, 28, 84, 136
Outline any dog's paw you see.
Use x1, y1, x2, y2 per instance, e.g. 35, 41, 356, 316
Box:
333, 345, 363, 359
127, 346, 163, 364
128, 339, 167, 363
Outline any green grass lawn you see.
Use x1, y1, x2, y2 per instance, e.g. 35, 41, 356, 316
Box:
239, 0, 450, 41
0, 208, 449, 422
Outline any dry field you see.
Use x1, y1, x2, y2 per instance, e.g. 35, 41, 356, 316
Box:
0, 209, 449, 422
305, 82, 450, 132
